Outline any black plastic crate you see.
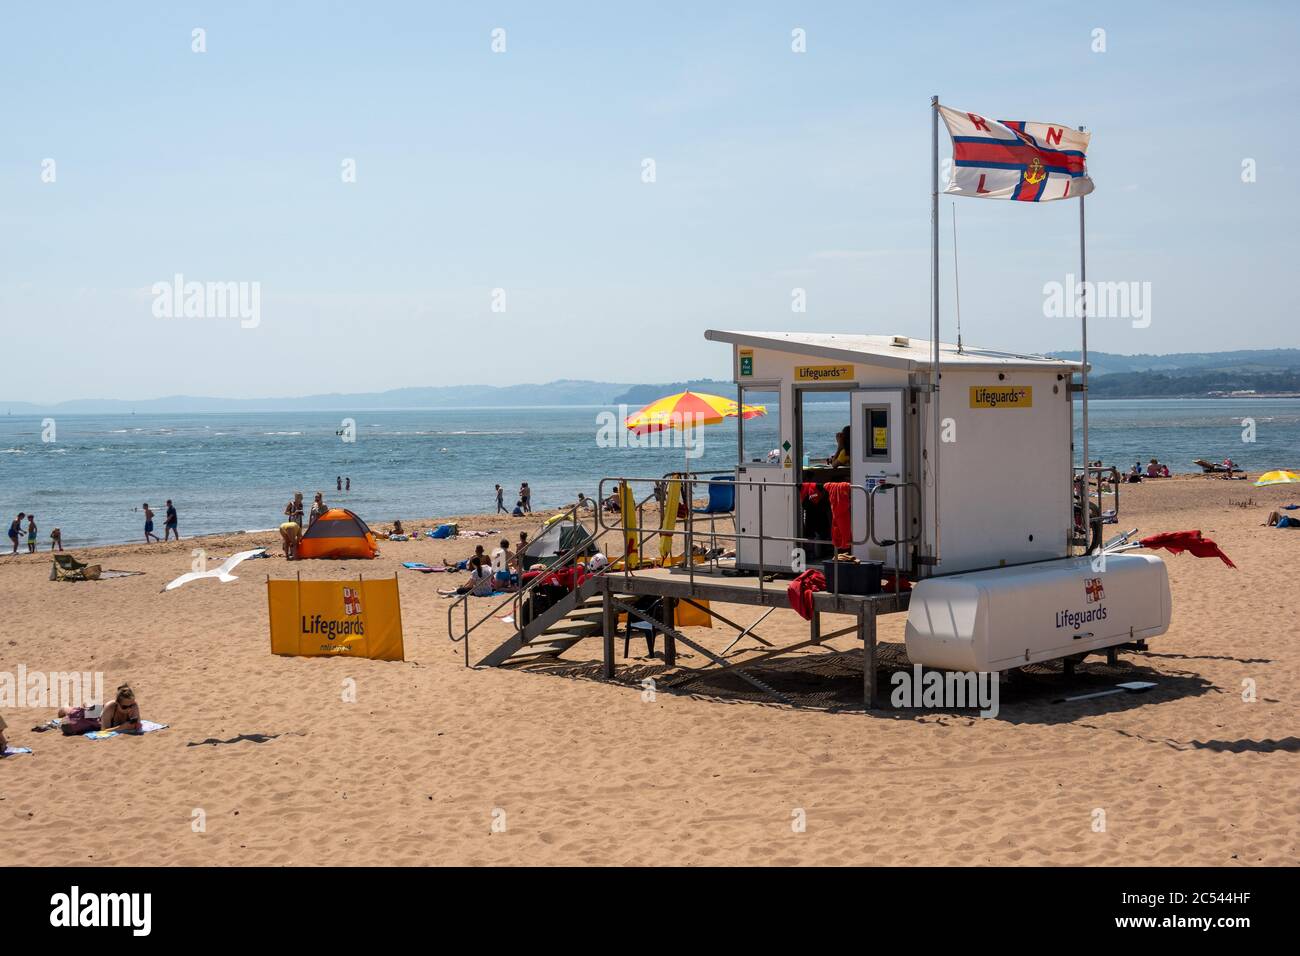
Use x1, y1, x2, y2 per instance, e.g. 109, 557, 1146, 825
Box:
822, 559, 883, 595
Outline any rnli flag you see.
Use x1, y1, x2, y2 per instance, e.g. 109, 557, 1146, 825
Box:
939, 105, 1093, 202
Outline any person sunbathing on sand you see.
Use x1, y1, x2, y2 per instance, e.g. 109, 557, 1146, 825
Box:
443, 544, 487, 570
0, 713, 9, 753
100, 684, 142, 733
56, 683, 141, 734
438, 556, 496, 597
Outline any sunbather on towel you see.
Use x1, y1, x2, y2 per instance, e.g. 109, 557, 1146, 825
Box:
100, 684, 142, 734
443, 544, 488, 570
55, 683, 142, 734
1265, 511, 1299, 528
438, 557, 496, 597
0, 713, 9, 753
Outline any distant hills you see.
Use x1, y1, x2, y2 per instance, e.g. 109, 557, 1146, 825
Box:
1048, 349, 1300, 397
5, 350, 1299, 413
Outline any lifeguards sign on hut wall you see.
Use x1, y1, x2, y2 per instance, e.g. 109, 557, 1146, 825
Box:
266, 577, 405, 661
970, 385, 1032, 409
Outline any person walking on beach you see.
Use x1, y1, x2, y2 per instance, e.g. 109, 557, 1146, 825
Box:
26, 515, 37, 554
163, 499, 179, 541
7, 513, 24, 555
520, 482, 531, 513
495, 484, 506, 514
142, 503, 160, 543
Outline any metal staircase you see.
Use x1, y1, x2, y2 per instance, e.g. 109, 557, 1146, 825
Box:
448, 497, 654, 668
474, 573, 621, 667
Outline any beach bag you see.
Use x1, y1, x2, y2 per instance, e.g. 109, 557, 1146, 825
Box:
60, 706, 102, 736
430, 523, 457, 539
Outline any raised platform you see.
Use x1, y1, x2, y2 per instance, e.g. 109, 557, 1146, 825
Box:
594, 565, 910, 707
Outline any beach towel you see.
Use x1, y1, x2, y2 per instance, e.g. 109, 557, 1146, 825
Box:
826, 482, 853, 551
787, 569, 826, 621
659, 478, 681, 562
401, 562, 446, 573
1, 746, 33, 757
1275, 516, 1298, 528
1139, 530, 1236, 568
84, 720, 169, 740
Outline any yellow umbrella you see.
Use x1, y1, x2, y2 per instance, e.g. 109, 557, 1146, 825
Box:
1255, 469, 1300, 487
623, 390, 766, 564
623, 390, 766, 435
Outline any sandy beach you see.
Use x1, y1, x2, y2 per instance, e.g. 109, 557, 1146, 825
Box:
1, 475, 1296, 867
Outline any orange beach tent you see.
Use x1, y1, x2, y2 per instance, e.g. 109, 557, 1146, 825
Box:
297, 508, 378, 559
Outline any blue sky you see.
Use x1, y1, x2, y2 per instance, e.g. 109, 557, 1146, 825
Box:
2, 1, 1297, 401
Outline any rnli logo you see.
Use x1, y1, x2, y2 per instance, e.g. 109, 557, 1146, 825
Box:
1084, 578, 1104, 603
1024, 157, 1046, 185
343, 587, 362, 616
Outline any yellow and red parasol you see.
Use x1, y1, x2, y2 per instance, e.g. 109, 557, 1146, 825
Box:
623, 390, 766, 435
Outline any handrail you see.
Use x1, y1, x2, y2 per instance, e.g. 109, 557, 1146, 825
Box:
867, 480, 922, 548
446, 501, 613, 665
596, 474, 884, 599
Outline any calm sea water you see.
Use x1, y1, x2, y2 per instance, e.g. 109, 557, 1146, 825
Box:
1, 399, 1296, 549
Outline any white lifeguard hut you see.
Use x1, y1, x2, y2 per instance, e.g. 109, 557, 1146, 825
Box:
707, 328, 1171, 674
708, 329, 1080, 578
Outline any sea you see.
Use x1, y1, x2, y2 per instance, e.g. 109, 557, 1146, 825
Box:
1, 399, 1297, 549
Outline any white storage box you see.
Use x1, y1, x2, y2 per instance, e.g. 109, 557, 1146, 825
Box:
904, 554, 1170, 672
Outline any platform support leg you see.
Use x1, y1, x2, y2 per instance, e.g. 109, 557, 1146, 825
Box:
663, 598, 677, 667
810, 610, 821, 645
602, 588, 615, 679
860, 606, 880, 710
1106, 646, 1118, 667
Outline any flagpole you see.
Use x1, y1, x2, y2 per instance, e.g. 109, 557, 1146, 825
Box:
931, 94, 941, 568
1078, 125, 1091, 552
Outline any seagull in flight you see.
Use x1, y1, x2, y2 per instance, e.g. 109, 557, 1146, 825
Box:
163, 548, 267, 591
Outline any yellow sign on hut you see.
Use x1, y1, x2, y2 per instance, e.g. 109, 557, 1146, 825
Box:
969, 385, 1033, 409
267, 577, 405, 661
794, 364, 854, 383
